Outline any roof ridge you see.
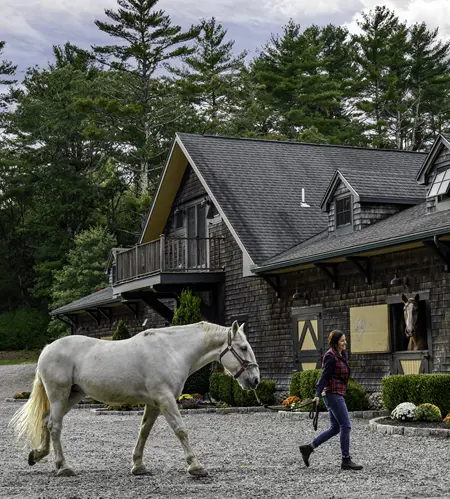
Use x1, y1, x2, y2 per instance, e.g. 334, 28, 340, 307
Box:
177, 132, 428, 155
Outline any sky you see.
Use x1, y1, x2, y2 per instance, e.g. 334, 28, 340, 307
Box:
2, 0, 450, 82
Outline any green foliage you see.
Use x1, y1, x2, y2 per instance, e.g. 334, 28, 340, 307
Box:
50, 226, 117, 311
289, 369, 368, 411
232, 378, 276, 407
414, 403, 442, 422
210, 373, 275, 407
171, 289, 202, 326
382, 374, 450, 415
0, 308, 49, 350
112, 319, 130, 341
182, 364, 211, 395
210, 372, 235, 405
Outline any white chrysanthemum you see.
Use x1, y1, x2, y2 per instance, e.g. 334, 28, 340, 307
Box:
391, 402, 417, 421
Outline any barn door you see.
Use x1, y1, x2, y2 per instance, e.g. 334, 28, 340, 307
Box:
292, 308, 323, 372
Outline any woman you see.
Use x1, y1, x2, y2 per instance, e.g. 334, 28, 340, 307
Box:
299, 330, 363, 470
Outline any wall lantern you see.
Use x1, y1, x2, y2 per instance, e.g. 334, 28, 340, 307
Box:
390, 273, 408, 286
292, 290, 310, 305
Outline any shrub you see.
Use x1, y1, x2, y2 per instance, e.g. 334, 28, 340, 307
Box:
414, 403, 442, 422
444, 413, 450, 425
210, 372, 234, 405
382, 374, 450, 415
391, 402, 416, 421
183, 364, 211, 396
289, 369, 368, 412
345, 379, 369, 412
233, 379, 276, 407
112, 320, 130, 341
13, 392, 31, 399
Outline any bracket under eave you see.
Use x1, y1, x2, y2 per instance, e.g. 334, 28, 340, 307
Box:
262, 275, 281, 297
315, 263, 339, 289
422, 236, 450, 272
346, 256, 371, 284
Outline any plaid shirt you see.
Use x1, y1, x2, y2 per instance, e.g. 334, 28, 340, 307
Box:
315, 348, 350, 397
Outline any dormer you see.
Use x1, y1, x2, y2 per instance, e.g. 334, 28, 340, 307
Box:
321, 168, 424, 235
416, 133, 450, 214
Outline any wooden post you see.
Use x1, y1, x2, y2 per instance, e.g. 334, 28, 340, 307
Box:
160, 234, 165, 271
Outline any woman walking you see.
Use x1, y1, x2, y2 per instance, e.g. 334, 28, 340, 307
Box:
299, 330, 362, 470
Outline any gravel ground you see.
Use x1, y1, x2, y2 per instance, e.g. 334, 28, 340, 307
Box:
0, 363, 37, 400
1, 365, 449, 499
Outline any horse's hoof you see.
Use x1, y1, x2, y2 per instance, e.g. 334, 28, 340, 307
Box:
188, 465, 208, 477
28, 451, 36, 466
131, 465, 150, 475
56, 467, 76, 477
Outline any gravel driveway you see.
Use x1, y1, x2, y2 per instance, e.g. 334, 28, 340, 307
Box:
1, 402, 449, 499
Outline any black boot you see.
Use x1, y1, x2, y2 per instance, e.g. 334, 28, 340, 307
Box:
341, 456, 363, 470
299, 444, 313, 467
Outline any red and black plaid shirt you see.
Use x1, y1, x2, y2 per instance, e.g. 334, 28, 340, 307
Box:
315, 348, 350, 397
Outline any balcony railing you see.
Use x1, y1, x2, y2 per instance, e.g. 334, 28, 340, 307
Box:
115, 235, 224, 284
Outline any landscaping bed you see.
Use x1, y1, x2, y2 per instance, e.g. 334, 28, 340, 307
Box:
377, 416, 449, 430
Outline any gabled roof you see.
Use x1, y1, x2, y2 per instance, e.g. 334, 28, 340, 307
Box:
140, 133, 427, 265
416, 133, 450, 184
50, 286, 120, 316
255, 202, 450, 272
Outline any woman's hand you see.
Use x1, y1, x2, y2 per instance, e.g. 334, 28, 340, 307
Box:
312, 396, 320, 405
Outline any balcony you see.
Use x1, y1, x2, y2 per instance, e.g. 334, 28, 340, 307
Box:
112, 235, 225, 295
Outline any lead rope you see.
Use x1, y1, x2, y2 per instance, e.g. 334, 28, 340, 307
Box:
253, 390, 320, 431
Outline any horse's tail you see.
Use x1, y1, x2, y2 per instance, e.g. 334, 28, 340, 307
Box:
9, 370, 50, 448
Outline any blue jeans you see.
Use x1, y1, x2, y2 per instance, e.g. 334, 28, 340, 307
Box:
311, 394, 351, 458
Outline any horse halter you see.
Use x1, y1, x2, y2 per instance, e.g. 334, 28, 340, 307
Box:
219, 327, 259, 380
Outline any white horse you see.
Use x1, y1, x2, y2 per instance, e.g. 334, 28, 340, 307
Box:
10, 320, 259, 478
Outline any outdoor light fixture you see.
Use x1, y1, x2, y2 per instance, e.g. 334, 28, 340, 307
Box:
390, 273, 408, 286
292, 290, 310, 304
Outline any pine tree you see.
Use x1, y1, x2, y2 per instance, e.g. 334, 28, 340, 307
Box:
353, 6, 410, 148
407, 23, 450, 150
87, 0, 200, 193
0, 41, 17, 112
169, 17, 247, 134
171, 289, 202, 326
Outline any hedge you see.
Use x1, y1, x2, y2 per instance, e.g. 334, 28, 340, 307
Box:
382, 374, 450, 415
289, 369, 368, 411
210, 372, 276, 407
0, 308, 50, 350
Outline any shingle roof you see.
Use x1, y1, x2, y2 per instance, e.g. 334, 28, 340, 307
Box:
50, 286, 119, 316
257, 202, 450, 271
177, 133, 427, 264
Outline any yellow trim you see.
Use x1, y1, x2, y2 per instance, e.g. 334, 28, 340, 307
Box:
141, 142, 188, 243
302, 362, 317, 371
400, 359, 421, 375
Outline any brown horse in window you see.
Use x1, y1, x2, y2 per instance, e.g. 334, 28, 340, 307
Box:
402, 293, 427, 351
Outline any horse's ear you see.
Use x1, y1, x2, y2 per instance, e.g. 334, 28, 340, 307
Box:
231, 320, 239, 337
401, 293, 408, 304
239, 322, 246, 333
414, 293, 420, 302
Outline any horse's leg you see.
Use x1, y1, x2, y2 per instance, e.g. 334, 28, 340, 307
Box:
131, 404, 160, 475
28, 410, 50, 465
28, 387, 85, 468
160, 397, 207, 477
47, 387, 85, 477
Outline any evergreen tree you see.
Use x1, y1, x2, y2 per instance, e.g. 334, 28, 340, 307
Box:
171, 289, 202, 326
170, 17, 247, 134
0, 41, 17, 112
407, 23, 450, 150
353, 6, 410, 148
85, 0, 200, 194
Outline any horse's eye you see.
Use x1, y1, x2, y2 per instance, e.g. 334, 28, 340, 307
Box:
240, 346, 247, 352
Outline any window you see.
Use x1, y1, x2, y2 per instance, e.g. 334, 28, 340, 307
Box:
428, 168, 450, 198
389, 298, 429, 352
174, 210, 184, 230
336, 196, 352, 227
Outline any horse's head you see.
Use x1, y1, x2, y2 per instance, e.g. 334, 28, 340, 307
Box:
402, 293, 420, 338
219, 321, 260, 390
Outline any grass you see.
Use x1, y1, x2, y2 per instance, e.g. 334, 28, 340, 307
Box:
0, 358, 38, 366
